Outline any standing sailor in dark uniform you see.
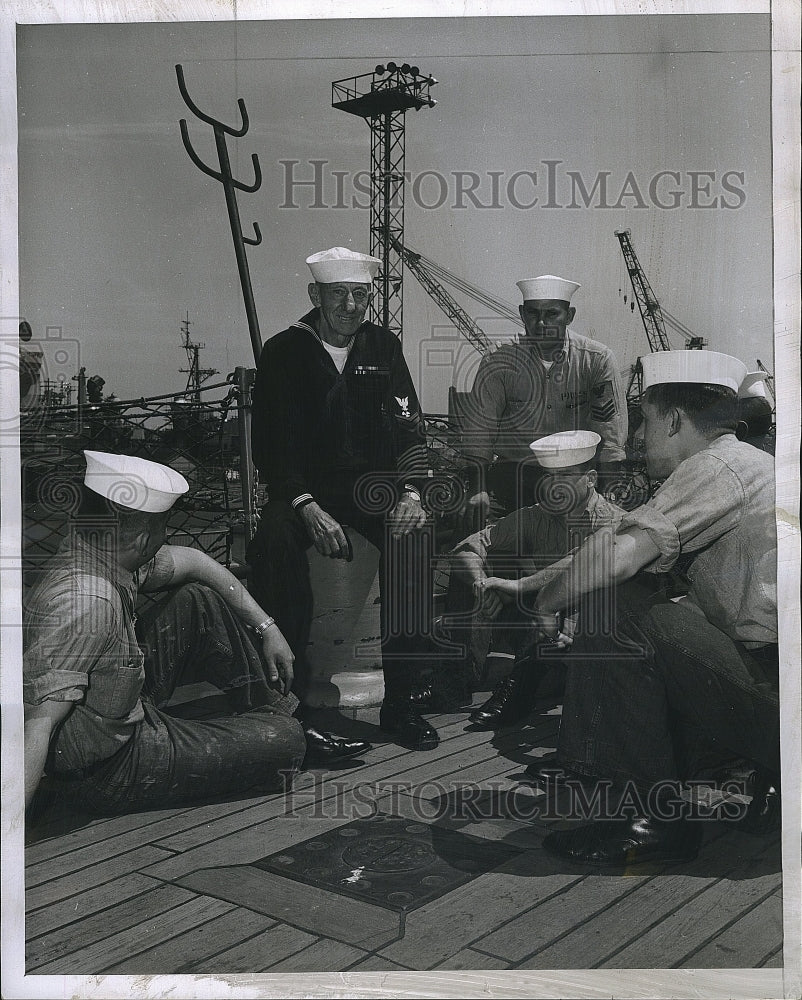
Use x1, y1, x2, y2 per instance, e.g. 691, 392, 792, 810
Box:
247, 247, 439, 752
460, 274, 627, 522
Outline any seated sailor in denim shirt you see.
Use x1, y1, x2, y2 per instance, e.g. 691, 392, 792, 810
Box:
491, 350, 779, 867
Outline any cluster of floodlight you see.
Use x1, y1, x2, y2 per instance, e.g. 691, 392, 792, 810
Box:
373, 63, 437, 106
374, 62, 437, 86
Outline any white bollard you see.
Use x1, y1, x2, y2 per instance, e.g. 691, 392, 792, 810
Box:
302, 529, 384, 709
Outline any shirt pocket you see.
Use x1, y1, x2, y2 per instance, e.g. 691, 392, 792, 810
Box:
85, 652, 145, 721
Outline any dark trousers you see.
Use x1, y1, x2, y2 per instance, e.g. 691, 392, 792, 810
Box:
64, 584, 305, 815
444, 569, 534, 658
556, 578, 780, 794
246, 491, 436, 702
487, 460, 545, 515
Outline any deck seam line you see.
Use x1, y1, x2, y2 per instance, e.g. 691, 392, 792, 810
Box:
442, 874, 590, 958
587, 832, 781, 968
25, 878, 199, 945
509, 873, 657, 968
25, 891, 214, 973
172, 917, 283, 974
757, 944, 784, 968
96, 900, 240, 975
670, 881, 785, 969
25, 844, 176, 909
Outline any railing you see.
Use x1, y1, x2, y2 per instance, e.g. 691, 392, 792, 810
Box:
20, 372, 260, 591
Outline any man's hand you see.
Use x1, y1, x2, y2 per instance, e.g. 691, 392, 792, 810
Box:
388, 493, 427, 538
480, 576, 519, 602
472, 575, 512, 620
299, 502, 351, 559
260, 626, 295, 694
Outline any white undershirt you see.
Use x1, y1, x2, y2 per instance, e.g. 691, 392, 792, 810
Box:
321, 339, 350, 373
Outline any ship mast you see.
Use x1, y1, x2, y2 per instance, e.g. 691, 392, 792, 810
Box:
179, 311, 218, 404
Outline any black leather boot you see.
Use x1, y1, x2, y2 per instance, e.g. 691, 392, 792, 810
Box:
380, 699, 440, 751
469, 662, 536, 729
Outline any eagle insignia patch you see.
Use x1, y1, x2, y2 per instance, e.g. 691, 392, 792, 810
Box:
590, 380, 616, 422
395, 396, 411, 418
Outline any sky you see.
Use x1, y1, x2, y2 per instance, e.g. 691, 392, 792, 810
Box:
16, 12, 776, 411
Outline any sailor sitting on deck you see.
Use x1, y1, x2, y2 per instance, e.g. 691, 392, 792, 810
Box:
23, 450, 365, 818
502, 350, 779, 867
444, 430, 624, 728
458, 273, 628, 525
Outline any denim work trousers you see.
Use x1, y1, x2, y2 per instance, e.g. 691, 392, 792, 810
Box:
64, 584, 305, 814
556, 577, 780, 795
247, 492, 436, 701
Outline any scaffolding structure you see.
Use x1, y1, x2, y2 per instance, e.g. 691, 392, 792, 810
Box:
332, 63, 437, 339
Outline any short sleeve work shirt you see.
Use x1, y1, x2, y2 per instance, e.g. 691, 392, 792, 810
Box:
24, 535, 176, 772
617, 435, 776, 646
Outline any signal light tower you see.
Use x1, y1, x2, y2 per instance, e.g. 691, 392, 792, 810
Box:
332, 62, 437, 339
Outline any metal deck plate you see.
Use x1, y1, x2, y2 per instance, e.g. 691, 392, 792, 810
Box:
254, 812, 521, 912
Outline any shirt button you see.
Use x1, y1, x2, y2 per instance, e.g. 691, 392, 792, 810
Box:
547, 405, 552, 410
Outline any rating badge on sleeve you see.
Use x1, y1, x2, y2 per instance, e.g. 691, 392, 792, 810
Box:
591, 380, 616, 422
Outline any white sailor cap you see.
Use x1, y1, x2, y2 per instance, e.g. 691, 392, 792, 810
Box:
529, 430, 601, 469
516, 274, 580, 303
641, 350, 747, 393
306, 247, 381, 285
83, 450, 189, 513
738, 371, 769, 400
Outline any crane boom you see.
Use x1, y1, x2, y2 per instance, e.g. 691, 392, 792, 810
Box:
615, 229, 671, 353
390, 237, 494, 356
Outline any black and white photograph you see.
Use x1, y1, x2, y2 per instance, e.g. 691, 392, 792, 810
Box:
1, 2, 799, 998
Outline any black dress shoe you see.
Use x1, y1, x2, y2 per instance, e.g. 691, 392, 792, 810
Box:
380, 701, 440, 751
542, 815, 703, 868
303, 725, 372, 763
469, 672, 532, 729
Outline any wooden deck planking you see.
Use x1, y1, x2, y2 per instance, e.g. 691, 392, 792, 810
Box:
26, 881, 197, 970
26, 801, 201, 856
261, 938, 369, 973
348, 955, 416, 972
25, 844, 174, 912
185, 923, 315, 974
32, 895, 235, 974
376, 869, 585, 969
596, 839, 782, 968
23, 696, 785, 976
683, 890, 784, 969
478, 873, 650, 965
434, 949, 513, 971
104, 906, 277, 974
25, 871, 166, 939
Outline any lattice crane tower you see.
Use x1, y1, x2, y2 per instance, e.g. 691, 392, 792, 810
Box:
615, 228, 706, 405
332, 63, 437, 339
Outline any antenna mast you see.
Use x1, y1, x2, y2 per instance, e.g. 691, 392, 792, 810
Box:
179, 312, 218, 404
